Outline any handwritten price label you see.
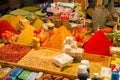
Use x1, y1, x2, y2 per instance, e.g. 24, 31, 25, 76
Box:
101, 67, 111, 78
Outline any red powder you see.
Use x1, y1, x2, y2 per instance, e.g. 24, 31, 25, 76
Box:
0, 20, 19, 38
84, 30, 112, 56
0, 44, 31, 63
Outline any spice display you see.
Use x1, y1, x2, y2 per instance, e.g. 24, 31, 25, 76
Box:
18, 48, 62, 71
0, 20, 19, 38
33, 18, 44, 29
1, 31, 19, 44
84, 30, 112, 56
17, 25, 35, 45
49, 26, 72, 49
0, 1, 119, 80
0, 44, 31, 63
10, 16, 23, 30
0, 15, 16, 27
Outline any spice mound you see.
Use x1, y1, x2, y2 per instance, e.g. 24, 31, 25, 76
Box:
0, 44, 31, 63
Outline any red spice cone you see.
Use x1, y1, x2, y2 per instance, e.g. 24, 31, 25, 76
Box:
0, 20, 19, 38
84, 30, 112, 56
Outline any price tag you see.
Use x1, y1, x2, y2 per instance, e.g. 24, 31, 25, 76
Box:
101, 67, 111, 78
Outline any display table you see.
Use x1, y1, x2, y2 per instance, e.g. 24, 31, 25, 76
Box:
17, 47, 111, 78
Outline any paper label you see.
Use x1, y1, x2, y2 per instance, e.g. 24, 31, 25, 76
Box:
101, 67, 111, 78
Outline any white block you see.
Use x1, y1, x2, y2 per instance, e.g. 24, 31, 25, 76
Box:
53, 53, 74, 68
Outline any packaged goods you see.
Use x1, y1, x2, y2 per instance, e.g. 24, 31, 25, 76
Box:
18, 70, 31, 80
110, 46, 120, 56
53, 53, 74, 67
35, 72, 44, 79
5, 77, 13, 80
7, 76, 17, 80
78, 65, 89, 80
92, 73, 101, 80
81, 60, 90, 77
27, 72, 38, 80
111, 71, 119, 80
42, 74, 69, 80
10, 68, 24, 77
0, 67, 12, 79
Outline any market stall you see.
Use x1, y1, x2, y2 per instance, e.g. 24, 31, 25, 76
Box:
0, 0, 120, 80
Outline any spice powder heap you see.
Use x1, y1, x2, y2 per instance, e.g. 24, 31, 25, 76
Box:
0, 44, 31, 63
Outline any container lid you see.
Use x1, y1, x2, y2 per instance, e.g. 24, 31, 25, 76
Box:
78, 65, 87, 73
81, 60, 89, 65
61, 15, 69, 21
87, 78, 91, 80
94, 73, 99, 77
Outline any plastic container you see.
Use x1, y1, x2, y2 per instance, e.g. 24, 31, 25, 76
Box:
81, 60, 90, 77
78, 65, 89, 80
111, 71, 119, 80
61, 15, 71, 29
92, 73, 101, 80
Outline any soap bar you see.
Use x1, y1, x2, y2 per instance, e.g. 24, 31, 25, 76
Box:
5, 77, 13, 80
18, 70, 31, 80
53, 53, 74, 67
35, 72, 44, 79
8, 76, 17, 80
10, 68, 23, 77
26, 72, 38, 80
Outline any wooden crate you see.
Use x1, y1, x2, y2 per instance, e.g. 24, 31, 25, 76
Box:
83, 53, 112, 67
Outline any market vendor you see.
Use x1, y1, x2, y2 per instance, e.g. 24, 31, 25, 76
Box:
86, 0, 114, 32
87, 0, 114, 17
